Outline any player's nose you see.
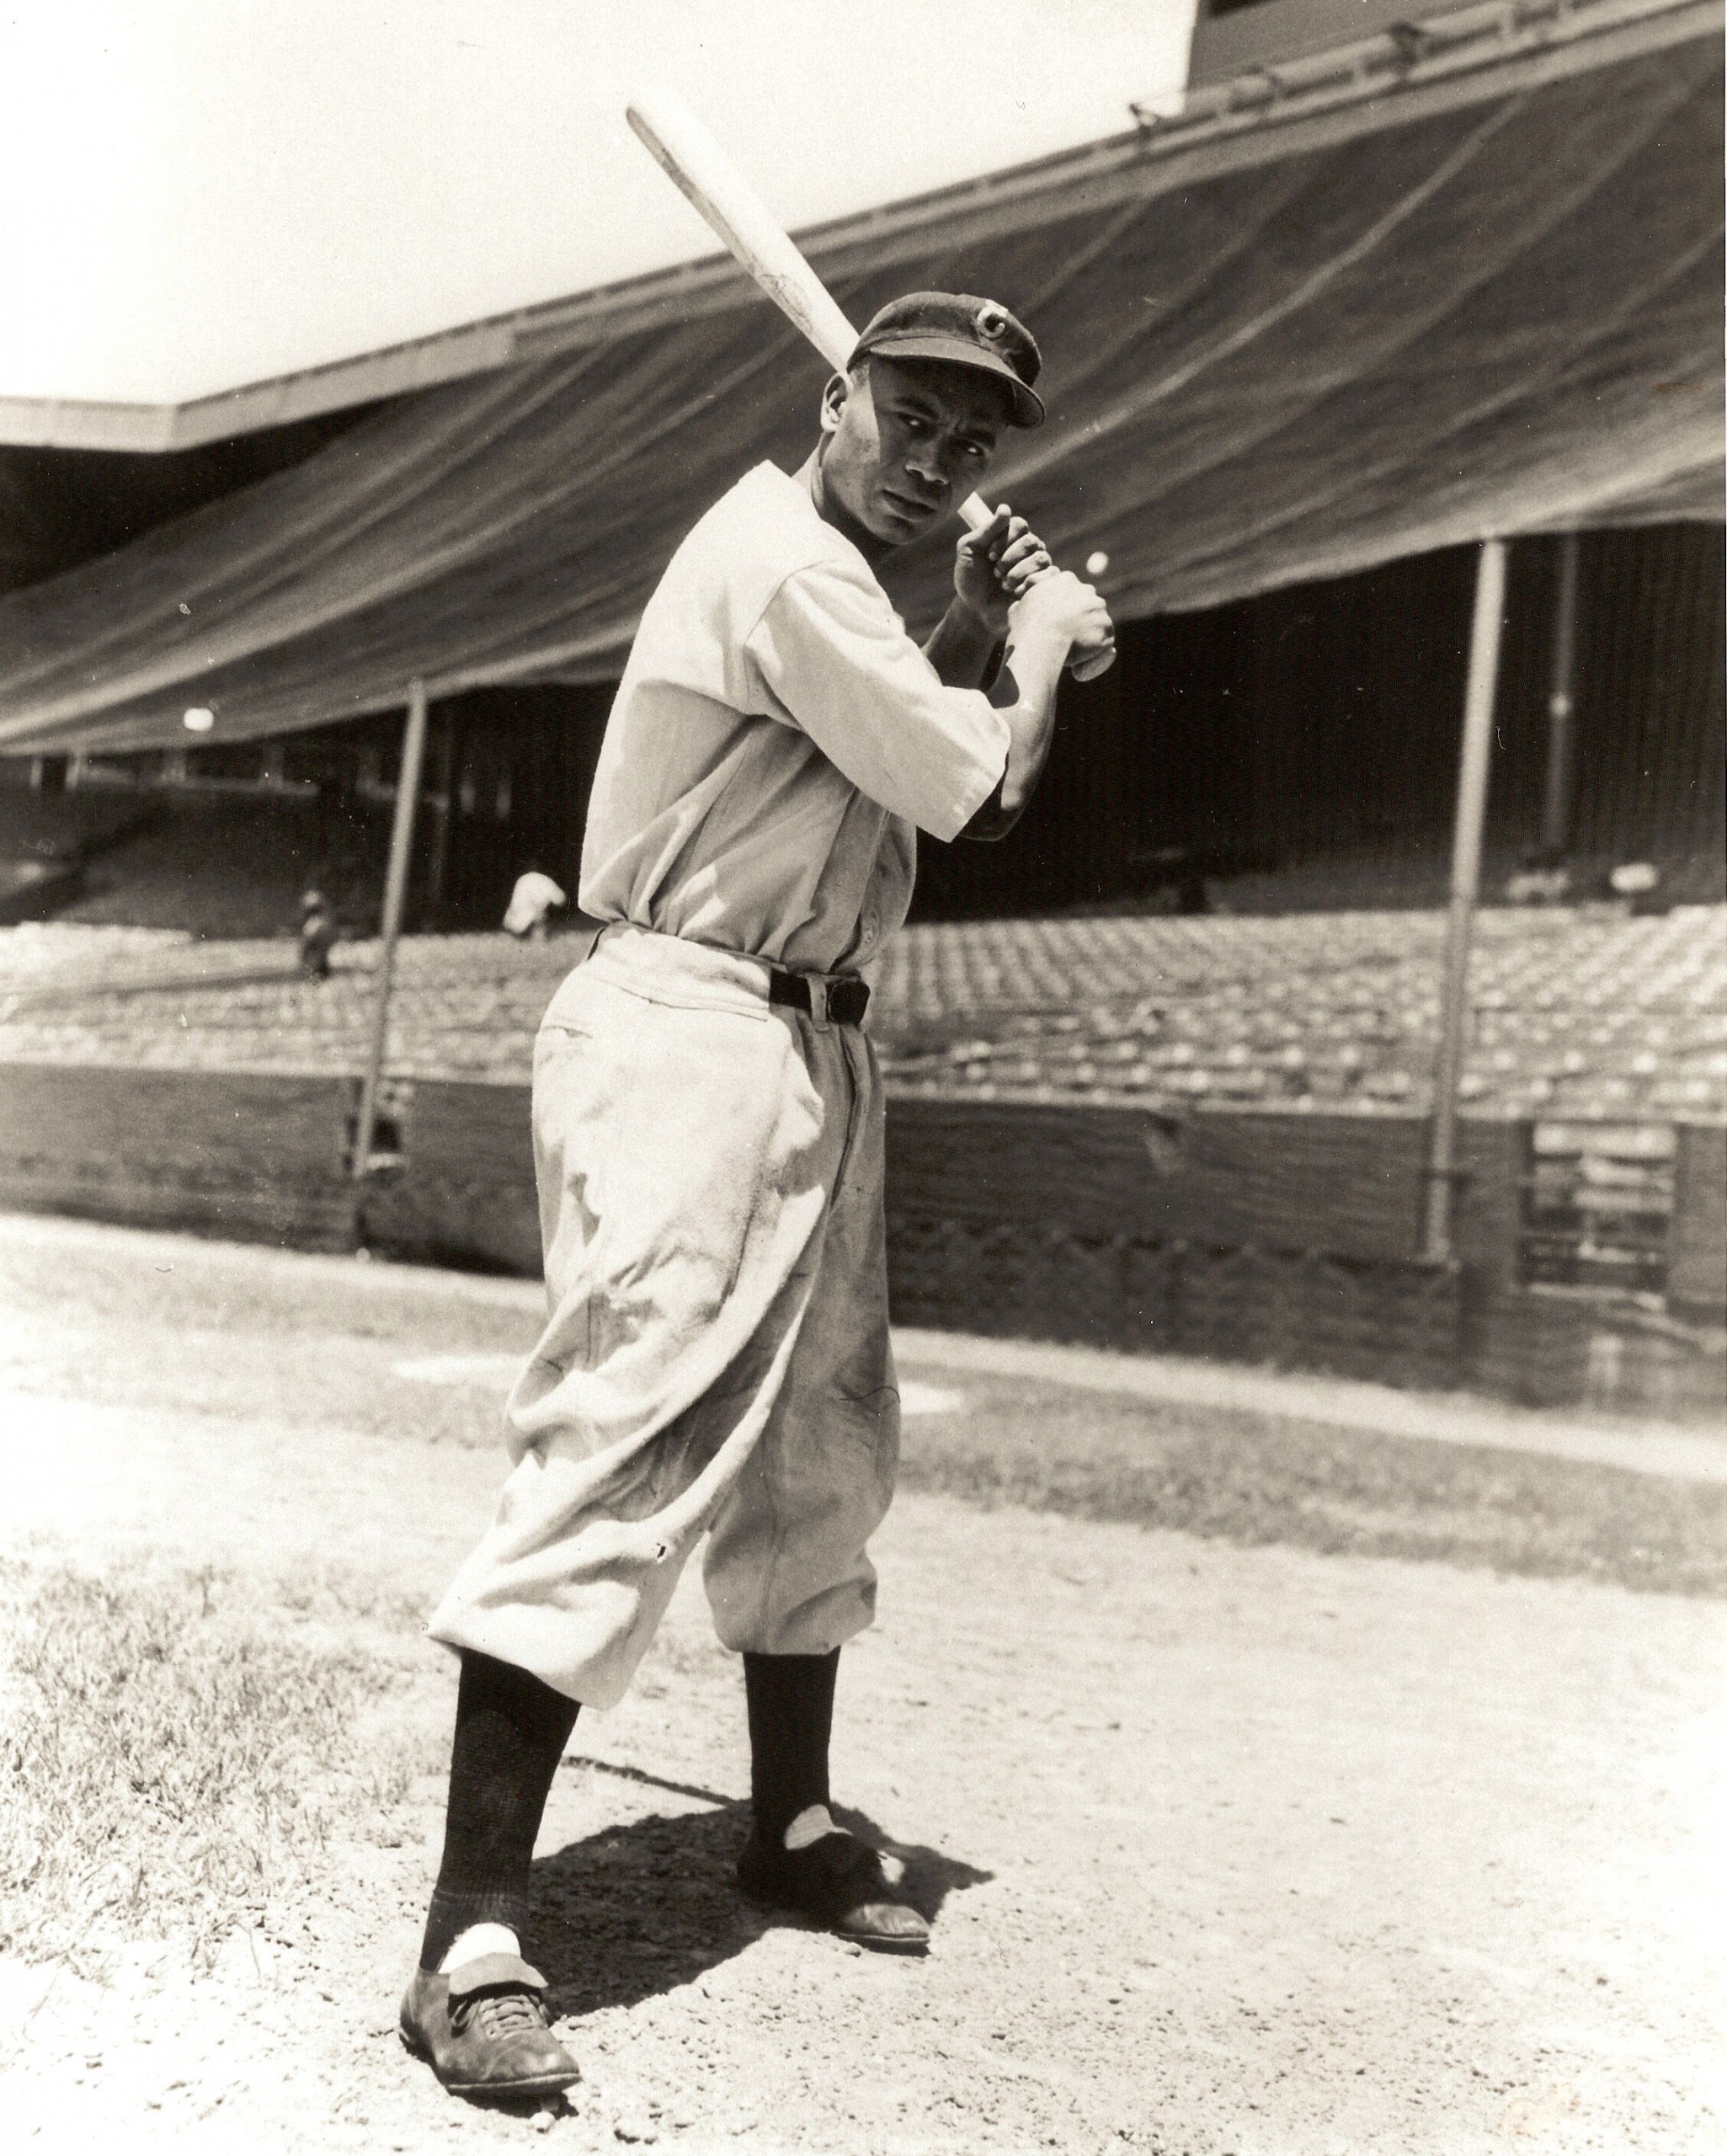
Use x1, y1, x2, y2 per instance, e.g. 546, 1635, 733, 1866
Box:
903, 442, 949, 496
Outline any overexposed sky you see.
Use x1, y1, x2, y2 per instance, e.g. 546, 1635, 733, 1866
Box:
0, 0, 1193, 406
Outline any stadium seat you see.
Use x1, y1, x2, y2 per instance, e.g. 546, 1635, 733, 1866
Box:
2, 909, 1724, 1123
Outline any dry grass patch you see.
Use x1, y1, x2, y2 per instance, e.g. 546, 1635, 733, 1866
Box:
0, 1551, 433, 1973
897, 1377, 1727, 1597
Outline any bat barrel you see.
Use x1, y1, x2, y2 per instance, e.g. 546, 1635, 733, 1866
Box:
626, 88, 860, 376
626, 90, 1114, 680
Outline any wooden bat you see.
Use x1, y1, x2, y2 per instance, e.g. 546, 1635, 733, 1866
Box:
626, 86, 1115, 680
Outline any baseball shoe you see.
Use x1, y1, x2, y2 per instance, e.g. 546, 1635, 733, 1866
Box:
398, 1953, 579, 2100
737, 1825, 930, 1954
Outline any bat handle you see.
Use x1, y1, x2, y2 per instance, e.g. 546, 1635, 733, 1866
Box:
957, 495, 1116, 680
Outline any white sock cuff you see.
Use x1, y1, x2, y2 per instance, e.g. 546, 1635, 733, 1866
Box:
439, 1921, 521, 1972
783, 1803, 838, 1851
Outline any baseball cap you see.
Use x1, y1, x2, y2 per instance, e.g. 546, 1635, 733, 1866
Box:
850, 291, 1044, 429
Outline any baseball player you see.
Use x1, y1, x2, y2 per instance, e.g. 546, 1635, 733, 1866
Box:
400, 291, 1112, 2100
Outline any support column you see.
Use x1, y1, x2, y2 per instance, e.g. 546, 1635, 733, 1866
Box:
1539, 531, 1580, 856
1422, 539, 1507, 1262
352, 680, 429, 1180
423, 707, 458, 929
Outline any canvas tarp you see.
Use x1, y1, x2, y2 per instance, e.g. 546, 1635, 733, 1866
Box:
0, 5, 1719, 755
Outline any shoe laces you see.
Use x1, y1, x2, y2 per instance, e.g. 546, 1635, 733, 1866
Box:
451, 1985, 547, 2041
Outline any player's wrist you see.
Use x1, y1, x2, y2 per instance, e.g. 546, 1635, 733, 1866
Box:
1007, 618, 1073, 672
951, 587, 1000, 632
945, 595, 1007, 656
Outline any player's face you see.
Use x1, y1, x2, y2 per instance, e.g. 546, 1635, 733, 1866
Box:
820, 357, 1011, 547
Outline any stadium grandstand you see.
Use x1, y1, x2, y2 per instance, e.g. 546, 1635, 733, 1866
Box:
1, 0, 1721, 1418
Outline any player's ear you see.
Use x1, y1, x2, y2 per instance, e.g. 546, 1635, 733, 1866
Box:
819, 371, 849, 435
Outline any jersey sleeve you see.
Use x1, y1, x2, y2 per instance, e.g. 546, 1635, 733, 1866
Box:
742, 558, 1010, 841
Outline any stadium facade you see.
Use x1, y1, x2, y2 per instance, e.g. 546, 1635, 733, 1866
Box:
0, 0, 1720, 1415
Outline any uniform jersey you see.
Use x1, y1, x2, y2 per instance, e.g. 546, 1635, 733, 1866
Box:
430, 460, 1000, 1707
578, 461, 1010, 974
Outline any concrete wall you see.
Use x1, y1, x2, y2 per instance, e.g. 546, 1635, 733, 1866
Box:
1187, 0, 1431, 87
2, 1061, 1718, 1413
0, 1061, 356, 1251
1671, 1123, 1727, 1319
882, 1099, 1520, 1278
362, 1078, 541, 1274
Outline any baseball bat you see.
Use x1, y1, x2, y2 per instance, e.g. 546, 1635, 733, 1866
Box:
626, 86, 1115, 680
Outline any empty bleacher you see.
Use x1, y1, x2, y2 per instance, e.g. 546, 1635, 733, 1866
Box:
3, 906, 1721, 1127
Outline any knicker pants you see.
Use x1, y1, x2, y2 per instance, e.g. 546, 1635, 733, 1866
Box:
427, 926, 898, 1708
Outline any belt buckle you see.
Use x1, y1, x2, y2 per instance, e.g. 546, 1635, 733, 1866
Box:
808, 977, 830, 1030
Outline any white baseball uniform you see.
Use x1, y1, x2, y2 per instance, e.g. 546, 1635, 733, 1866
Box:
428, 462, 1010, 1706
502, 871, 568, 937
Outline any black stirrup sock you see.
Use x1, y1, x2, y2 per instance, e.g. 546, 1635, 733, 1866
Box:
744, 1647, 840, 1849
418, 1649, 579, 1972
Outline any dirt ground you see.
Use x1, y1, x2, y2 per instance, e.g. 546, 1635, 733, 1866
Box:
2, 1216, 1724, 2155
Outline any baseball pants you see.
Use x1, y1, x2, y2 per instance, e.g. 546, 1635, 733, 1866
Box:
427, 925, 899, 1708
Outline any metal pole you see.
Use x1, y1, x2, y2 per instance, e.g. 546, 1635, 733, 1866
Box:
424, 708, 458, 928
352, 679, 429, 1178
1422, 540, 1506, 1261
1539, 531, 1580, 855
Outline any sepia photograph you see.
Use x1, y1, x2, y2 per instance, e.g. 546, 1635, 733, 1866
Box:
0, 2, 1722, 2150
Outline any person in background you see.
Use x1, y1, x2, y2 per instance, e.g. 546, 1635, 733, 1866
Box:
1505, 846, 1572, 906
297, 887, 337, 978
1608, 860, 1666, 915
504, 866, 568, 941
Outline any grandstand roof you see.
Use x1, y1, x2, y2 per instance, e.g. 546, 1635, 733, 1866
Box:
0, 2, 1193, 436
0, 0, 1719, 755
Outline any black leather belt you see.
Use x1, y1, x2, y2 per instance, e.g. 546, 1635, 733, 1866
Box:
768, 970, 870, 1026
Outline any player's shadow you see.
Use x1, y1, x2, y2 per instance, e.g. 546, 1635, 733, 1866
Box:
527, 1763, 992, 2021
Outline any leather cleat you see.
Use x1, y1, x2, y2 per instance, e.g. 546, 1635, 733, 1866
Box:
737, 1826, 930, 1954
398, 1952, 579, 2100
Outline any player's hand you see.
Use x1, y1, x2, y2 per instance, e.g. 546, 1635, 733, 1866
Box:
1008, 567, 1113, 657
954, 504, 1054, 638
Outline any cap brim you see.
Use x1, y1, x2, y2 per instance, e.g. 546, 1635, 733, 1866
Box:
856, 332, 1044, 428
